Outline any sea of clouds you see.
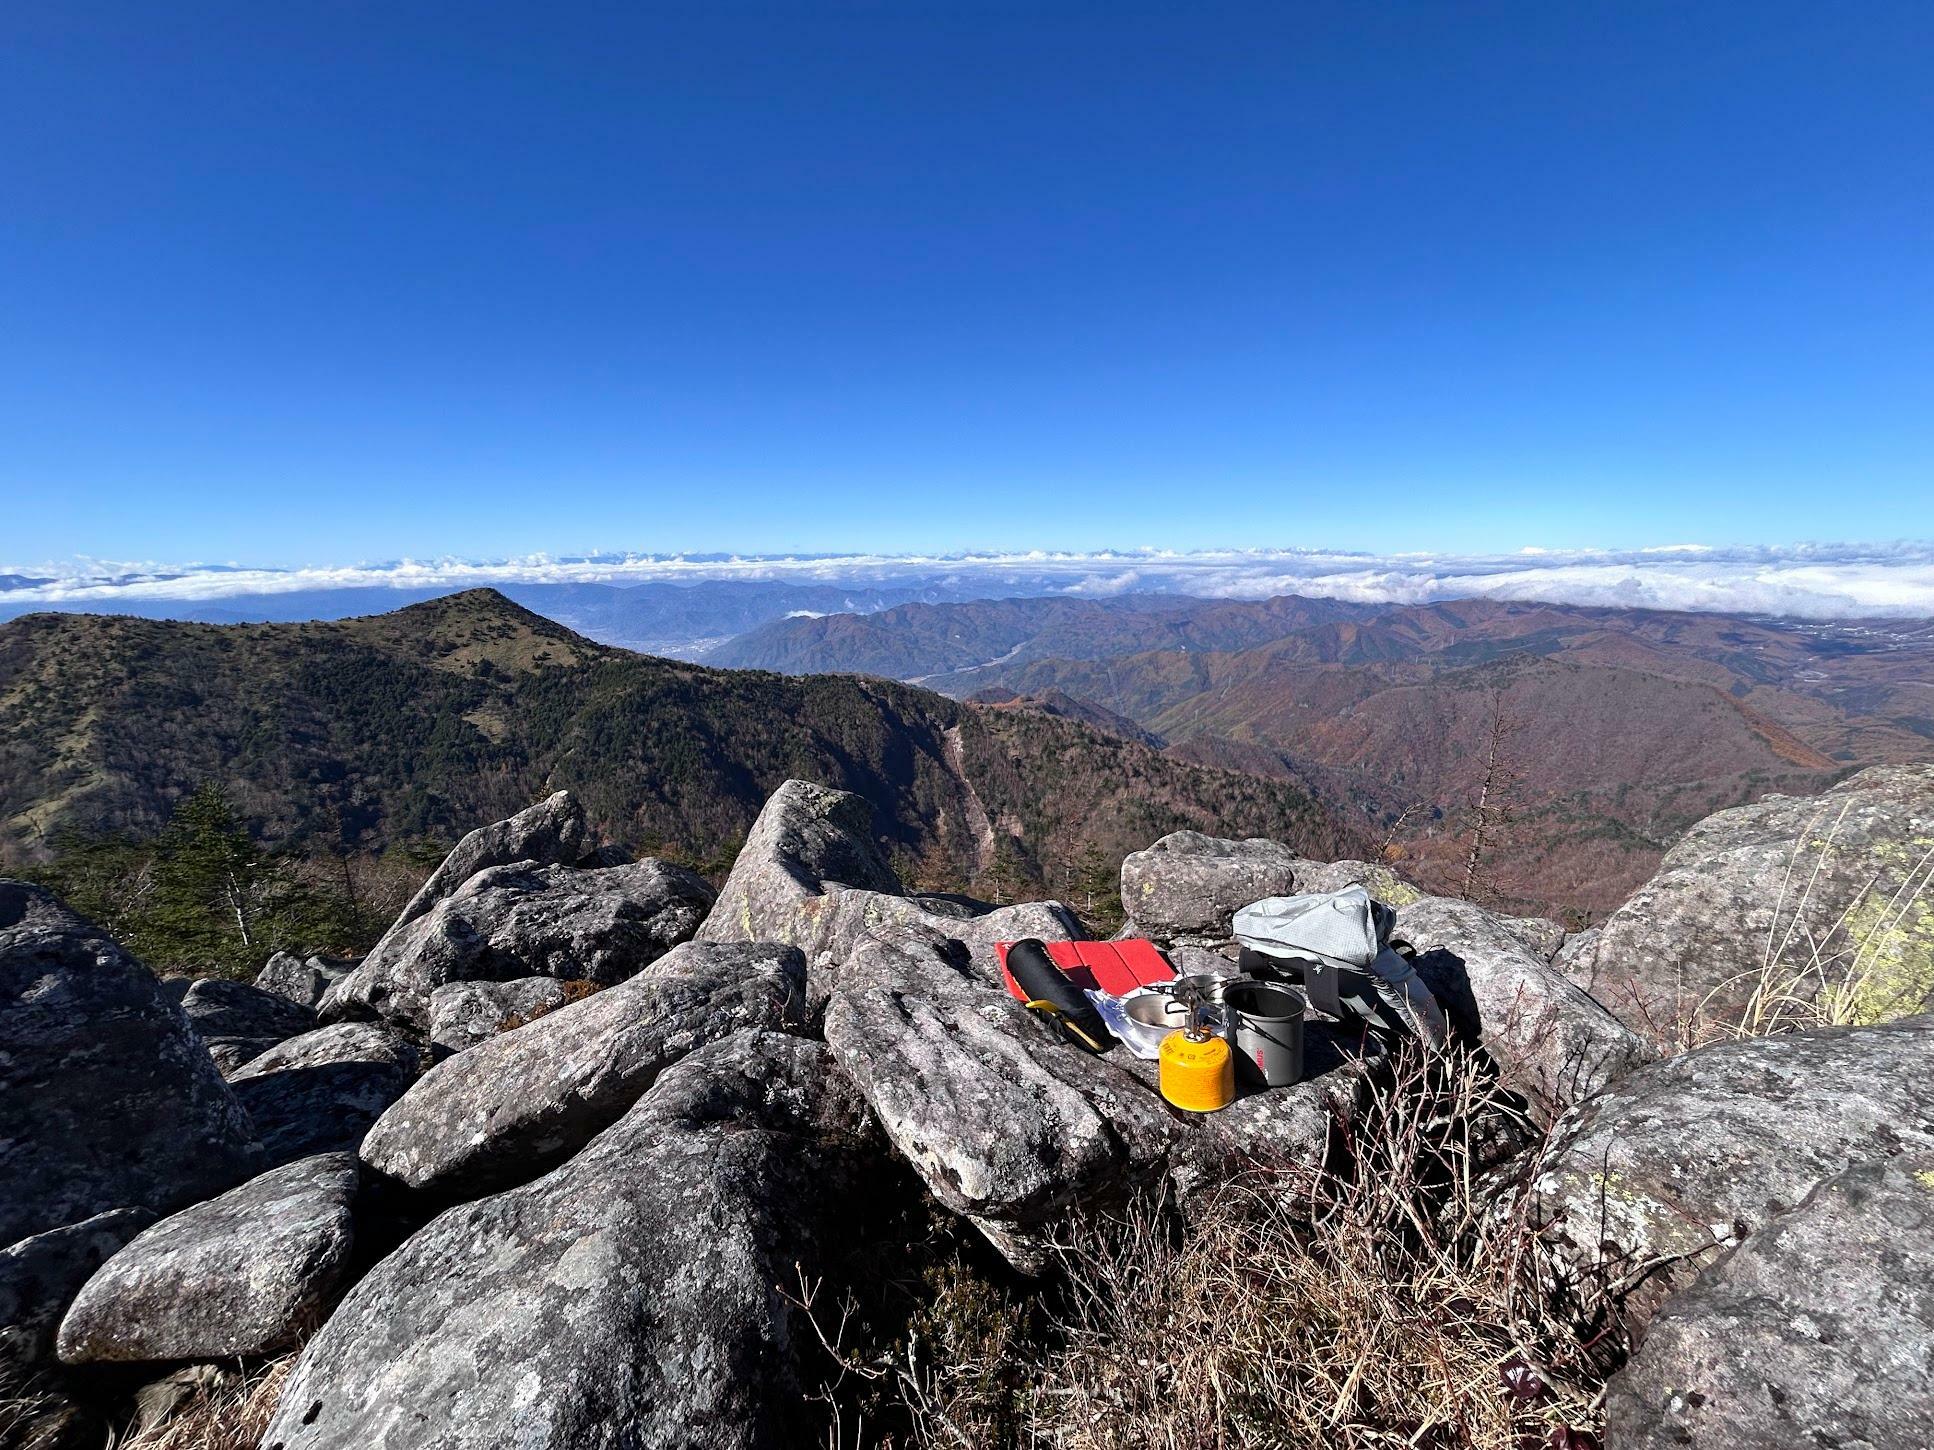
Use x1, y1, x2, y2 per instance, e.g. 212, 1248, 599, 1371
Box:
6, 541, 1934, 619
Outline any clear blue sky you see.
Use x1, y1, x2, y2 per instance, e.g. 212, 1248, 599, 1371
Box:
3, 1, 1929, 564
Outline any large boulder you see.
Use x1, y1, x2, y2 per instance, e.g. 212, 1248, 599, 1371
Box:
362, 942, 806, 1200
0, 1209, 153, 1378
326, 858, 715, 1028
1605, 1150, 1934, 1450
228, 1025, 420, 1167
231, 1021, 420, 1080
57, 1153, 359, 1364
696, 779, 1079, 1012
1396, 895, 1652, 1120
178, 977, 318, 1075
260, 1032, 876, 1450
1118, 831, 1300, 945
1287, 858, 1426, 907
425, 976, 570, 1059
824, 927, 1376, 1269
255, 952, 355, 1010
1527, 1012, 1934, 1343
1566, 764, 1934, 1030
0, 882, 259, 1247
700, 780, 901, 937
389, 790, 590, 933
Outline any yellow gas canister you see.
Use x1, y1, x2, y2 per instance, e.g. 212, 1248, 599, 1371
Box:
1159, 1025, 1235, 1112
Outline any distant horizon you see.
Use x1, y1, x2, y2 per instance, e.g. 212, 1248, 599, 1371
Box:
6, 538, 1934, 620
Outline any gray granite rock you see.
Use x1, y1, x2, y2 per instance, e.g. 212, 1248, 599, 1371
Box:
260, 1032, 875, 1450
696, 779, 1079, 1013
57, 1154, 359, 1363
231, 1021, 420, 1080
229, 1026, 420, 1166
1528, 1012, 1934, 1343
1396, 895, 1652, 1120
824, 926, 1377, 1269
255, 952, 355, 1010
1606, 1150, 1934, 1450
326, 858, 714, 1028
1118, 831, 1300, 945
178, 977, 317, 1075
388, 790, 590, 935
425, 976, 570, 1059
1567, 764, 1934, 1028
362, 942, 806, 1200
0, 881, 259, 1247
1497, 914, 1567, 963
1286, 858, 1427, 907
0, 1209, 153, 1377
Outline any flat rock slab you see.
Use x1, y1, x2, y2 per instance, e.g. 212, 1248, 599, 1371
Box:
179, 977, 318, 1075
825, 927, 1379, 1269
0, 1208, 153, 1376
0, 882, 259, 1246
363, 942, 806, 1200
261, 1032, 875, 1450
1119, 831, 1300, 945
425, 976, 570, 1059
1397, 895, 1652, 1120
230, 1027, 421, 1167
1606, 1151, 1934, 1450
327, 858, 714, 1028
58, 1153, 359, 1363
1567, 763, 1934, 1026
1529, 1012, 1934, 1341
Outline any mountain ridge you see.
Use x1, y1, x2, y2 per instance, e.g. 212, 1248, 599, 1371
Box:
0, 590, 1352, 895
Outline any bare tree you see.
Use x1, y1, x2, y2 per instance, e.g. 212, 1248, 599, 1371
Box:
1375, 802, 1424, 863
1462, 688, 1523, 903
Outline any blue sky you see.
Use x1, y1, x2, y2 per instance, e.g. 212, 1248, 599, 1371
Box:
3, 1, 1930, 566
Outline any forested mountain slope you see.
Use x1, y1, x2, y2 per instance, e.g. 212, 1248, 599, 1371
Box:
0, 590, 1351, 893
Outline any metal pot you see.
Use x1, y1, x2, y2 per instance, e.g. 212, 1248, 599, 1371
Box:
1221, 980, 1307, 1088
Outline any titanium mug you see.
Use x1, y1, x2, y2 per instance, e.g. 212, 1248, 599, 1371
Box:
1220, 979, 1307, 1088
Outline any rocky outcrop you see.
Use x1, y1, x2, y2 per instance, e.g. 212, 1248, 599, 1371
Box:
824, 927, 1375, 1269
229, 1026, 421, 1166
256, 952, 354, 1010
388, 789, 590, 933
57, 1154, 359, 1363
701, 780, 902, 936
1528, 1012, 1934, 1341
696, 779, 1079, 1011
177, 977, 318, 1075
1119, 831, 1300, 945
0, 1209, 153, 1378
1604, 1149, 1934, 1450
326, 857, 715, 1028
260, 1032, 876, 1450
0, 882, 259, 1247
425, 976, 569, 1058
362, 943, 806, 1200
1396, 895, 1652, 1119
1287, 858, 1425, 907
1565, 764, 1934, 1027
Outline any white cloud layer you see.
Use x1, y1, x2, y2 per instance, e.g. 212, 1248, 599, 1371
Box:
5, 541, 1934, 619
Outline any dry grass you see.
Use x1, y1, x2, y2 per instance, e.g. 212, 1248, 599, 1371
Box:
1680, 799, 1934, 1047
107, 1356, 294, 1450
802, 1051, 1607, 1449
